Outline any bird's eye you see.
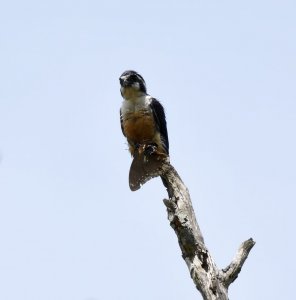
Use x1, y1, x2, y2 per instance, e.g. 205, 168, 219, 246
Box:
129, 74, 138, 81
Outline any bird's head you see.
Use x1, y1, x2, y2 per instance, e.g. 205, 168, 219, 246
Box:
119, 70, 147, 99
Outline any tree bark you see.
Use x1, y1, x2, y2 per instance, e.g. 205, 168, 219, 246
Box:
158, 159, 255, 300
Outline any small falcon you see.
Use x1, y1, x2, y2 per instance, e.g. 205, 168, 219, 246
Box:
119, 70, 169, 190
119, 70, 169, 157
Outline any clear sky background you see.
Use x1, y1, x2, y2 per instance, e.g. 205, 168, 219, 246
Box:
0, 1, 295, 299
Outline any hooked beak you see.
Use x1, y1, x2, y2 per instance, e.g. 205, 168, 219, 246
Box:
119, 75, 129, 87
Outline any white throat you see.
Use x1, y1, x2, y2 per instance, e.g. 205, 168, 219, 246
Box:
121, 94, 152, 115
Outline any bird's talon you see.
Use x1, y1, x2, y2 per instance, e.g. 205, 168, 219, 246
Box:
144, 144, 157, 156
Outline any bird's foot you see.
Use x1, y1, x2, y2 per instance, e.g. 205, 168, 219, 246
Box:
144, 143, 158, 156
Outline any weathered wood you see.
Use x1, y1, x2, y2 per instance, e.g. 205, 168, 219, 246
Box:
222, 238, 255, 288
158, 160, 255, 299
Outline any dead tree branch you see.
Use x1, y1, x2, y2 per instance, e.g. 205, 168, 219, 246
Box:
158, 159, 255, 300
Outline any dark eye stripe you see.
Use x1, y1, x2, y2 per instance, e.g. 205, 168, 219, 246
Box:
130, 74, 138, 80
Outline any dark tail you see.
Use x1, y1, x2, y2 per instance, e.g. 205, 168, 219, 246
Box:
129, 151, 168, 191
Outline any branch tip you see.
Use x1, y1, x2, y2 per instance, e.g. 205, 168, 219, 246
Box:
222, 237, 255, 287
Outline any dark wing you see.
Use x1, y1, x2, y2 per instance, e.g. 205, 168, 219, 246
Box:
120, 109, 125, 136
150, 98, 169, 154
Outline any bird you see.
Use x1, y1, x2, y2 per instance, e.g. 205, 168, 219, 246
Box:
119, 70, 169, 190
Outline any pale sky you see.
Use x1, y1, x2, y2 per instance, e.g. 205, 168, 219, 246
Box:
0, 1, 295, 299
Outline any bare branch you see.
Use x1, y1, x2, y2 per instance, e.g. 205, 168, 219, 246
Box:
159, 160, 255, 299
221, 238, 256, 288
130, 155, 255, 299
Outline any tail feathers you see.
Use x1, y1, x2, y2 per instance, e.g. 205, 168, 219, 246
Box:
129, 149, 168, 191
